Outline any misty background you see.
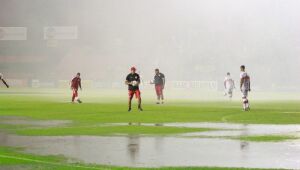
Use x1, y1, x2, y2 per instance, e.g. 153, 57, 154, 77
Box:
0, 0, 299, 90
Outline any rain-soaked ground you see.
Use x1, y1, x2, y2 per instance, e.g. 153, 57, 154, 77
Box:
0, 122, 300, 169
117, 122, 300, 137
0, 116, 71, 127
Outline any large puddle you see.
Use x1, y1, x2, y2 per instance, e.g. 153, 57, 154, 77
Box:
168, 123, 300, 137
1, 122, 300, 169
116, 122, 300, 137
0, 132, 300, 169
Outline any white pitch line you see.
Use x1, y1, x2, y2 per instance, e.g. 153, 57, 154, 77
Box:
0, 154, 108, 170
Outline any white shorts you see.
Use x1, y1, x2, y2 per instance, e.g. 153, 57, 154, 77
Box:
226, 88, 233, 94
241, 89, 249, 98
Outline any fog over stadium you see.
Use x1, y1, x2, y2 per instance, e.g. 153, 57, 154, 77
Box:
0, 0, 299, 91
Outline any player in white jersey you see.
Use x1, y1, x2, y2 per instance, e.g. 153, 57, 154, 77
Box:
224, 72, 235, 99
240, 65, 251, 111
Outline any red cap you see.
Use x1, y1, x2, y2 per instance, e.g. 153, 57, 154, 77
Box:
130, 67, 136, 71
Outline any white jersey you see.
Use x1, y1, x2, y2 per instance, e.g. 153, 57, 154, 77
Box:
224, 76, 235, 89
240, 72, 250, 91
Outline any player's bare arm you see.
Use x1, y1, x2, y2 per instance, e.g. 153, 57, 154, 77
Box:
240, 78, 244, 91
125, 80, 132, 85
70, 81, 73, 89
135, 74, 141, 86
233, 80, 235, 89
249, 81, 251, 91
1, 79, 9, 88
79, 81, 82, 90
0, 74, 9, 88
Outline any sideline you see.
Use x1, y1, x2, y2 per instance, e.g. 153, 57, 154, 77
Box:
0, 154, 108, 170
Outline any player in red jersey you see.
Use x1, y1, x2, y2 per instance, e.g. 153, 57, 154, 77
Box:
125, 67, 143, 111
71, 72, 82, 103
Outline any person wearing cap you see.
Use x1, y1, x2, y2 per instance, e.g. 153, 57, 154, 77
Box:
70, 72, 82, 103
125, 67, 143, 111
150, 68, 165, 104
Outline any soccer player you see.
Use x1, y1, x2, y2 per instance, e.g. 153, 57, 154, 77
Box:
150, 69, 165, 104
240, 65, 251, 111
224, 72, 235, 99
125, 67, 143, 111
70, 72, 82, 103
0, 73, 9, 88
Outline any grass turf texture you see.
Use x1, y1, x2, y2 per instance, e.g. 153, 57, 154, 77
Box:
0, 89, 300, 136
0, 147, 279, 170
0, 89, 298, 169
236, 135, 299, 142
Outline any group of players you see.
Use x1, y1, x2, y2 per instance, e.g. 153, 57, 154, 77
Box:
0, 65, 250, 111
71, 67, 166, 112
70, 67, 166, 112
70, 65, 250, 111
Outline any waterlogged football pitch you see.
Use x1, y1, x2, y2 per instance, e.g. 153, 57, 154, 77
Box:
0, 88, 300, 170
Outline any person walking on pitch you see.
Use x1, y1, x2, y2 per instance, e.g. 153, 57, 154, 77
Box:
150, 68, 165, 104
71, 72, 82, 103
125, 67, 143, 111
240, 65, 251, 111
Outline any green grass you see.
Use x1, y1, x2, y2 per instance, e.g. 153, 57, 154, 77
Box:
0, 147, 278, 170
0, 146, 108, 170
236, 135, 299, 142
0, 89, 300, 136
0, 89, 298, 169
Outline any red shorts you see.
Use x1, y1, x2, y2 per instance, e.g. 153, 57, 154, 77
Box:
155, 85, 163, 96
128, 90, 141, 99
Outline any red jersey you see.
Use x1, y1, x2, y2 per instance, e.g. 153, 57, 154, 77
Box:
71, 77, 81, 89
